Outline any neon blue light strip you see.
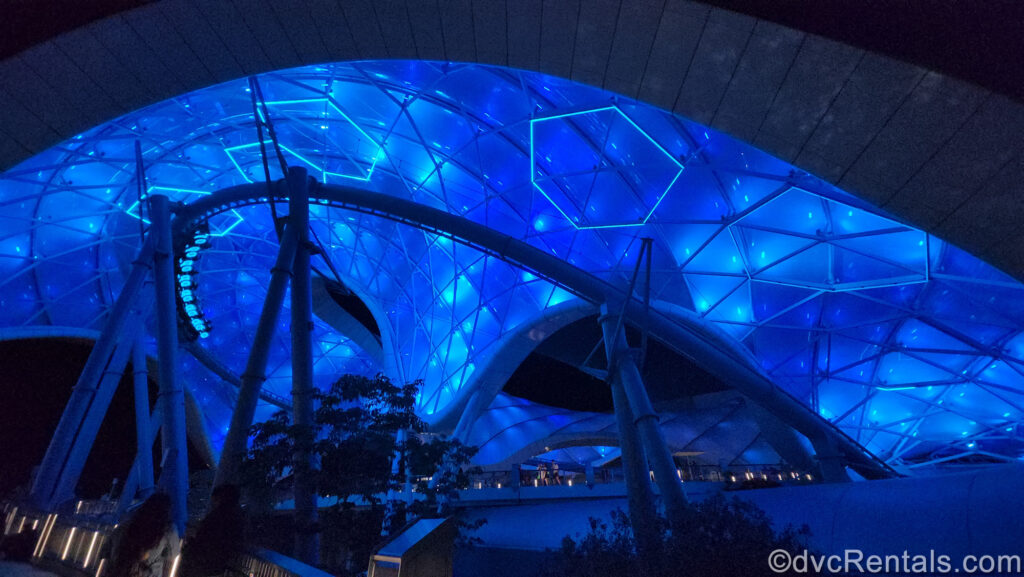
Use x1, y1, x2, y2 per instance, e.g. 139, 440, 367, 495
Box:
208, 209, 245, 237
876, 386, 918, 392
123, 187, 241, 236
528, 105, 684, 230
254, 97, 384, 183
224, 141, 379, 184
124, 186, 241, 236
125, 186, 216, 224
531, 105, 617, 123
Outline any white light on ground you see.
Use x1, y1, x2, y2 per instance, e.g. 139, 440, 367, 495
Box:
168, 553, 182, 577
62, 527, 77, 560
83, 531, 100, 567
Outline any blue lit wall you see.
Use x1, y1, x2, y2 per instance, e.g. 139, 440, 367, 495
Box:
1, 61, 1022, 468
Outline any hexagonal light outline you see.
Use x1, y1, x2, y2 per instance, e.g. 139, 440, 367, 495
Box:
529, 105, 684, 230
126, 186, 244, 237
226, 98, 383, 184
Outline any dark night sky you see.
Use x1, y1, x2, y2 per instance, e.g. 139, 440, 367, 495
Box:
504, 315, 730, 412
0, 317, 725, 500
0, 339, 206, 500
0, 340, 139, 498
703, 0, 1024, 101
504, 353, 614, 413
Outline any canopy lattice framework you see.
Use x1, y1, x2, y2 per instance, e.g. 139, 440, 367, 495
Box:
1, 61, 1022, 468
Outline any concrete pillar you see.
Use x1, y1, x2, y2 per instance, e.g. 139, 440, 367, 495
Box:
288, 166, 319, 564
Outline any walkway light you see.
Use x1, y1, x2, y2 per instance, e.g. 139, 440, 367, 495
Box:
168, 553, 182, 577
62, 527, 77, 560
34, 514, 58, 558
83, 531, 100, 567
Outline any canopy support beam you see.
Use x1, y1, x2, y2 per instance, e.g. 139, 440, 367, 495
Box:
132, 335, 155, 496
29, 234, 155, 510
214, 223, 297, 489
51, 295, 152, 505
600, 306, 690, 522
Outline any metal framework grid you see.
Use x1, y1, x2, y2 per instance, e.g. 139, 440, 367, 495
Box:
0, 61, 1022, 470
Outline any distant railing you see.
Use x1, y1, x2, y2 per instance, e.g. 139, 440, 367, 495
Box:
4, 501, 115, 577
236, 547, 336, 577
723, 465, 817, 486
464, 463, 818, 492
3, 501, 331, 577
73, 499, 119, 518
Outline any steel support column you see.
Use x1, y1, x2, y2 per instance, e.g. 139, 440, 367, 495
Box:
52, 298, 151, 504
810, 433, 852, 483
288, 167, 319, 564
175, 182, 895, 480
30, 235, 156, 509
600, 305, 689, 522
747, 400, 820, 475
609, 371, 661, 558
151, 193, 188, 536
132, 336, 154, 495
117, 400, 164, 515
214, 224, 297, 489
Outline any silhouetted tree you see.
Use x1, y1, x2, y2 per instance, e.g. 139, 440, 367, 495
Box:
241, 374, 476, 575
546, 494, 810, 577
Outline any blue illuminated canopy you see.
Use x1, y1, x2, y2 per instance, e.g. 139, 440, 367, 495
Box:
1, 60, 1022, 470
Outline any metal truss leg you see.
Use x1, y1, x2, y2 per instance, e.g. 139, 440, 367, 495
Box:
746, 401, 820, 475
609, 371, 662, 558
288, 167, 319, 564
451, 388, 484, 442
51, 295, 153, 504
151, 193, 188, 536
117, 399, 164, 515
214, 224, 297, 489
133, 336, 155, 495
30, 234, 156, 510
599, 305, 689, 522
810, 433, 852, 483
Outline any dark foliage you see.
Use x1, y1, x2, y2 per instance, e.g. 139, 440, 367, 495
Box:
241, 374, 478, 576
546, 494, 810, 577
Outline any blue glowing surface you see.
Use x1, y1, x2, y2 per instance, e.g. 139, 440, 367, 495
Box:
0, 61, 1022, 468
